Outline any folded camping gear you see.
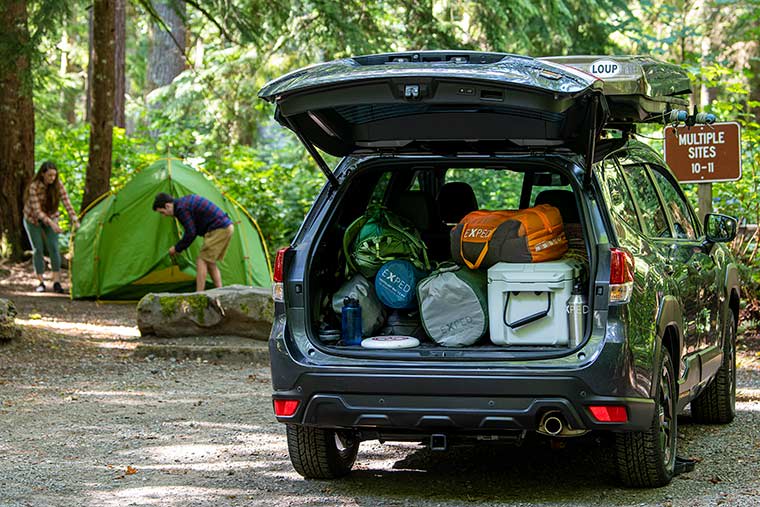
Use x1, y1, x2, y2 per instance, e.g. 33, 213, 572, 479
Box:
332, 274, 385, 336
451, 205, 568, 269
343, 205, 430, 278
487, 259, 583, 346
375, 259, 426, 310
378, 309, 424, 338
417, 263, 489, 347
317, 325, 342, 344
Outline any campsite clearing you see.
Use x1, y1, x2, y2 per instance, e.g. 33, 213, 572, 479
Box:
2, 264, 760, 507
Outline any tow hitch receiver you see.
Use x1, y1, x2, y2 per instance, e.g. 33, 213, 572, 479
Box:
430, 434, 448, 451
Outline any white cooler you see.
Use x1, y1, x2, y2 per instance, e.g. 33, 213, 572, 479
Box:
487, 259, 582, 346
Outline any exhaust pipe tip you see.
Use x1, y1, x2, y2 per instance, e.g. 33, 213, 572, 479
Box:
543, 416, 564, 436
538, 411, 565, 436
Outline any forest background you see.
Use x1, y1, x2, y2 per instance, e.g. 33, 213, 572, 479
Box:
2, 0, 760, 297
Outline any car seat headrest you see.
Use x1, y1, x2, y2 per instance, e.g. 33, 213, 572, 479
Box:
438, 182, 479, 224
389, 191, 440, 232
534, 189, 579, 223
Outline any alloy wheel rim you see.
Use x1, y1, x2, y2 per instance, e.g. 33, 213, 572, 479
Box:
728, 320, 736, 412
659, 360, 674, 467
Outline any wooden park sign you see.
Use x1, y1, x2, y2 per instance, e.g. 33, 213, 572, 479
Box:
663, 122, 742, 183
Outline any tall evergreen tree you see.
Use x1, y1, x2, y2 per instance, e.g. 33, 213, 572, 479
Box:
0, 1, 35, 260
114, 0, 126, 128
82, 0, 116, 211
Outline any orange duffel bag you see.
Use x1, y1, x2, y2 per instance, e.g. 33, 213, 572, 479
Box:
451, 204, 568, 268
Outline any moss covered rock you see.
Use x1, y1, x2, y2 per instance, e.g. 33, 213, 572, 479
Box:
136, 285, 273, 340
0, 298, 19, 341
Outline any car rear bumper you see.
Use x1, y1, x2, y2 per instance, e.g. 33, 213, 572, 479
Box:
272, 372, 655, 433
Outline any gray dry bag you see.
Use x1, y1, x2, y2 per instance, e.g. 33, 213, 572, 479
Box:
417, 263, 489, 347
331, 274, 385, 336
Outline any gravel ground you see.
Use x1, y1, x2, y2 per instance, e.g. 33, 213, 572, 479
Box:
2, 265, 760, 506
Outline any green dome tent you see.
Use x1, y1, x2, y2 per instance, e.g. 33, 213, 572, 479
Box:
71, 158, 271, 300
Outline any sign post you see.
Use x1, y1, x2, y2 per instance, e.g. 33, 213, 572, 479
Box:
663, 122, 742, 221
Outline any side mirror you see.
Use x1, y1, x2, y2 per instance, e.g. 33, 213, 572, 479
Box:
704, 213, 737, 243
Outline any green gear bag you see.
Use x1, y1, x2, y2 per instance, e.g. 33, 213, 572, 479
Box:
343, 206, 430, 279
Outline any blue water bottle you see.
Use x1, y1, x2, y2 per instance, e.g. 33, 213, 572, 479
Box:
341, 297, 363, 346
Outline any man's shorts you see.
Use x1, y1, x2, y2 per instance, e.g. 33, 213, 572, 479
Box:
199, 225, 234, 263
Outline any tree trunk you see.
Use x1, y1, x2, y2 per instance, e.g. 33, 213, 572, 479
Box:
147, 0, 185, 92
113, 0, 126, 128
750, 45, 760, 122
82, 0, 116, 212
60, 27, 78, 125
0, 0, 35, 260
86, 5, 93, 122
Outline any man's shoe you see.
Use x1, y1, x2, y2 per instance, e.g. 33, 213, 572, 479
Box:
53, 282, 64, 294
35, 283, 46, 293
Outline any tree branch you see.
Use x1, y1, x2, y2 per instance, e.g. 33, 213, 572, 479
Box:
133, 0, 192, 66
181, 0, 238, 44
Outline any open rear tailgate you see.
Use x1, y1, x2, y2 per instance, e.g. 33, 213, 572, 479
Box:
259, 51, 605, 158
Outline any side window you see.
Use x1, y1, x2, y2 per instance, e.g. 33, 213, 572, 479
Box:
649, 167, 698, 240
408, 173, 421, 191
624, 164, 671, 238
596, 157, 642, 242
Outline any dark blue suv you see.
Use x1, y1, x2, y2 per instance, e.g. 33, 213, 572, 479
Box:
259, 52, 740, 487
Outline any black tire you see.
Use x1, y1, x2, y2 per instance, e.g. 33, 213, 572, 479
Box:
691, 313, 737, 424
614, 351, 677, 488
286, 424, 358, 479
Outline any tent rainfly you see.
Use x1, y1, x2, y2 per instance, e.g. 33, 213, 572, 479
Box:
71, 158, 271, 300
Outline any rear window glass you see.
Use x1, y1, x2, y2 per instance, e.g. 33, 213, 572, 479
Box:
597, 158, 642, 241
650, 168, 698, 240
625, 164, 670, 238
445, 168, 522, 210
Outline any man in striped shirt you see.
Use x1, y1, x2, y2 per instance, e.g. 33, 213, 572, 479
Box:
153, 193, 234, 291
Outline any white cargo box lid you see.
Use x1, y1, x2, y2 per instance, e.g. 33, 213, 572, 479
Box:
488, 259, 582, 284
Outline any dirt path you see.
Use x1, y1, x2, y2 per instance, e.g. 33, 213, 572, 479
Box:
2, 263, 760, 506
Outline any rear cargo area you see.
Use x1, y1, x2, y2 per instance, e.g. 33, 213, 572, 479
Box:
304, 159, 593, 355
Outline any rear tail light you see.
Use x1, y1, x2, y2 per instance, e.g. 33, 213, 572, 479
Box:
273, 399, 300, 417
588, 405, 628, 423
609, 247, 634, 303
272, 247, 289, 302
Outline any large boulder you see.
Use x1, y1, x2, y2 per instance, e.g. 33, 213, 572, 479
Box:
137, 285, 273, 340
0, 298, 19, 341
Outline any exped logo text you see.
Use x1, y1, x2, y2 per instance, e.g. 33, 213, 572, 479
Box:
464, 227, 493, 239
381, 269, 412, 294
440, 315, 474, 335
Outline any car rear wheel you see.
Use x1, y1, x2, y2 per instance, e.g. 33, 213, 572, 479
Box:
614, 350, 677, 488
690, 313, 737, 424
286, 424, 359, 479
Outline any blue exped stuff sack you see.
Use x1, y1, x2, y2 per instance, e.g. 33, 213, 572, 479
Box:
375, 260, 425, 310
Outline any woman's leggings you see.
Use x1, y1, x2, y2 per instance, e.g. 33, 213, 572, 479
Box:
23, 218, 61, 274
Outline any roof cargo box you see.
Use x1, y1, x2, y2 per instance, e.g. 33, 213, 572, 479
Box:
541, 55, 692, 124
